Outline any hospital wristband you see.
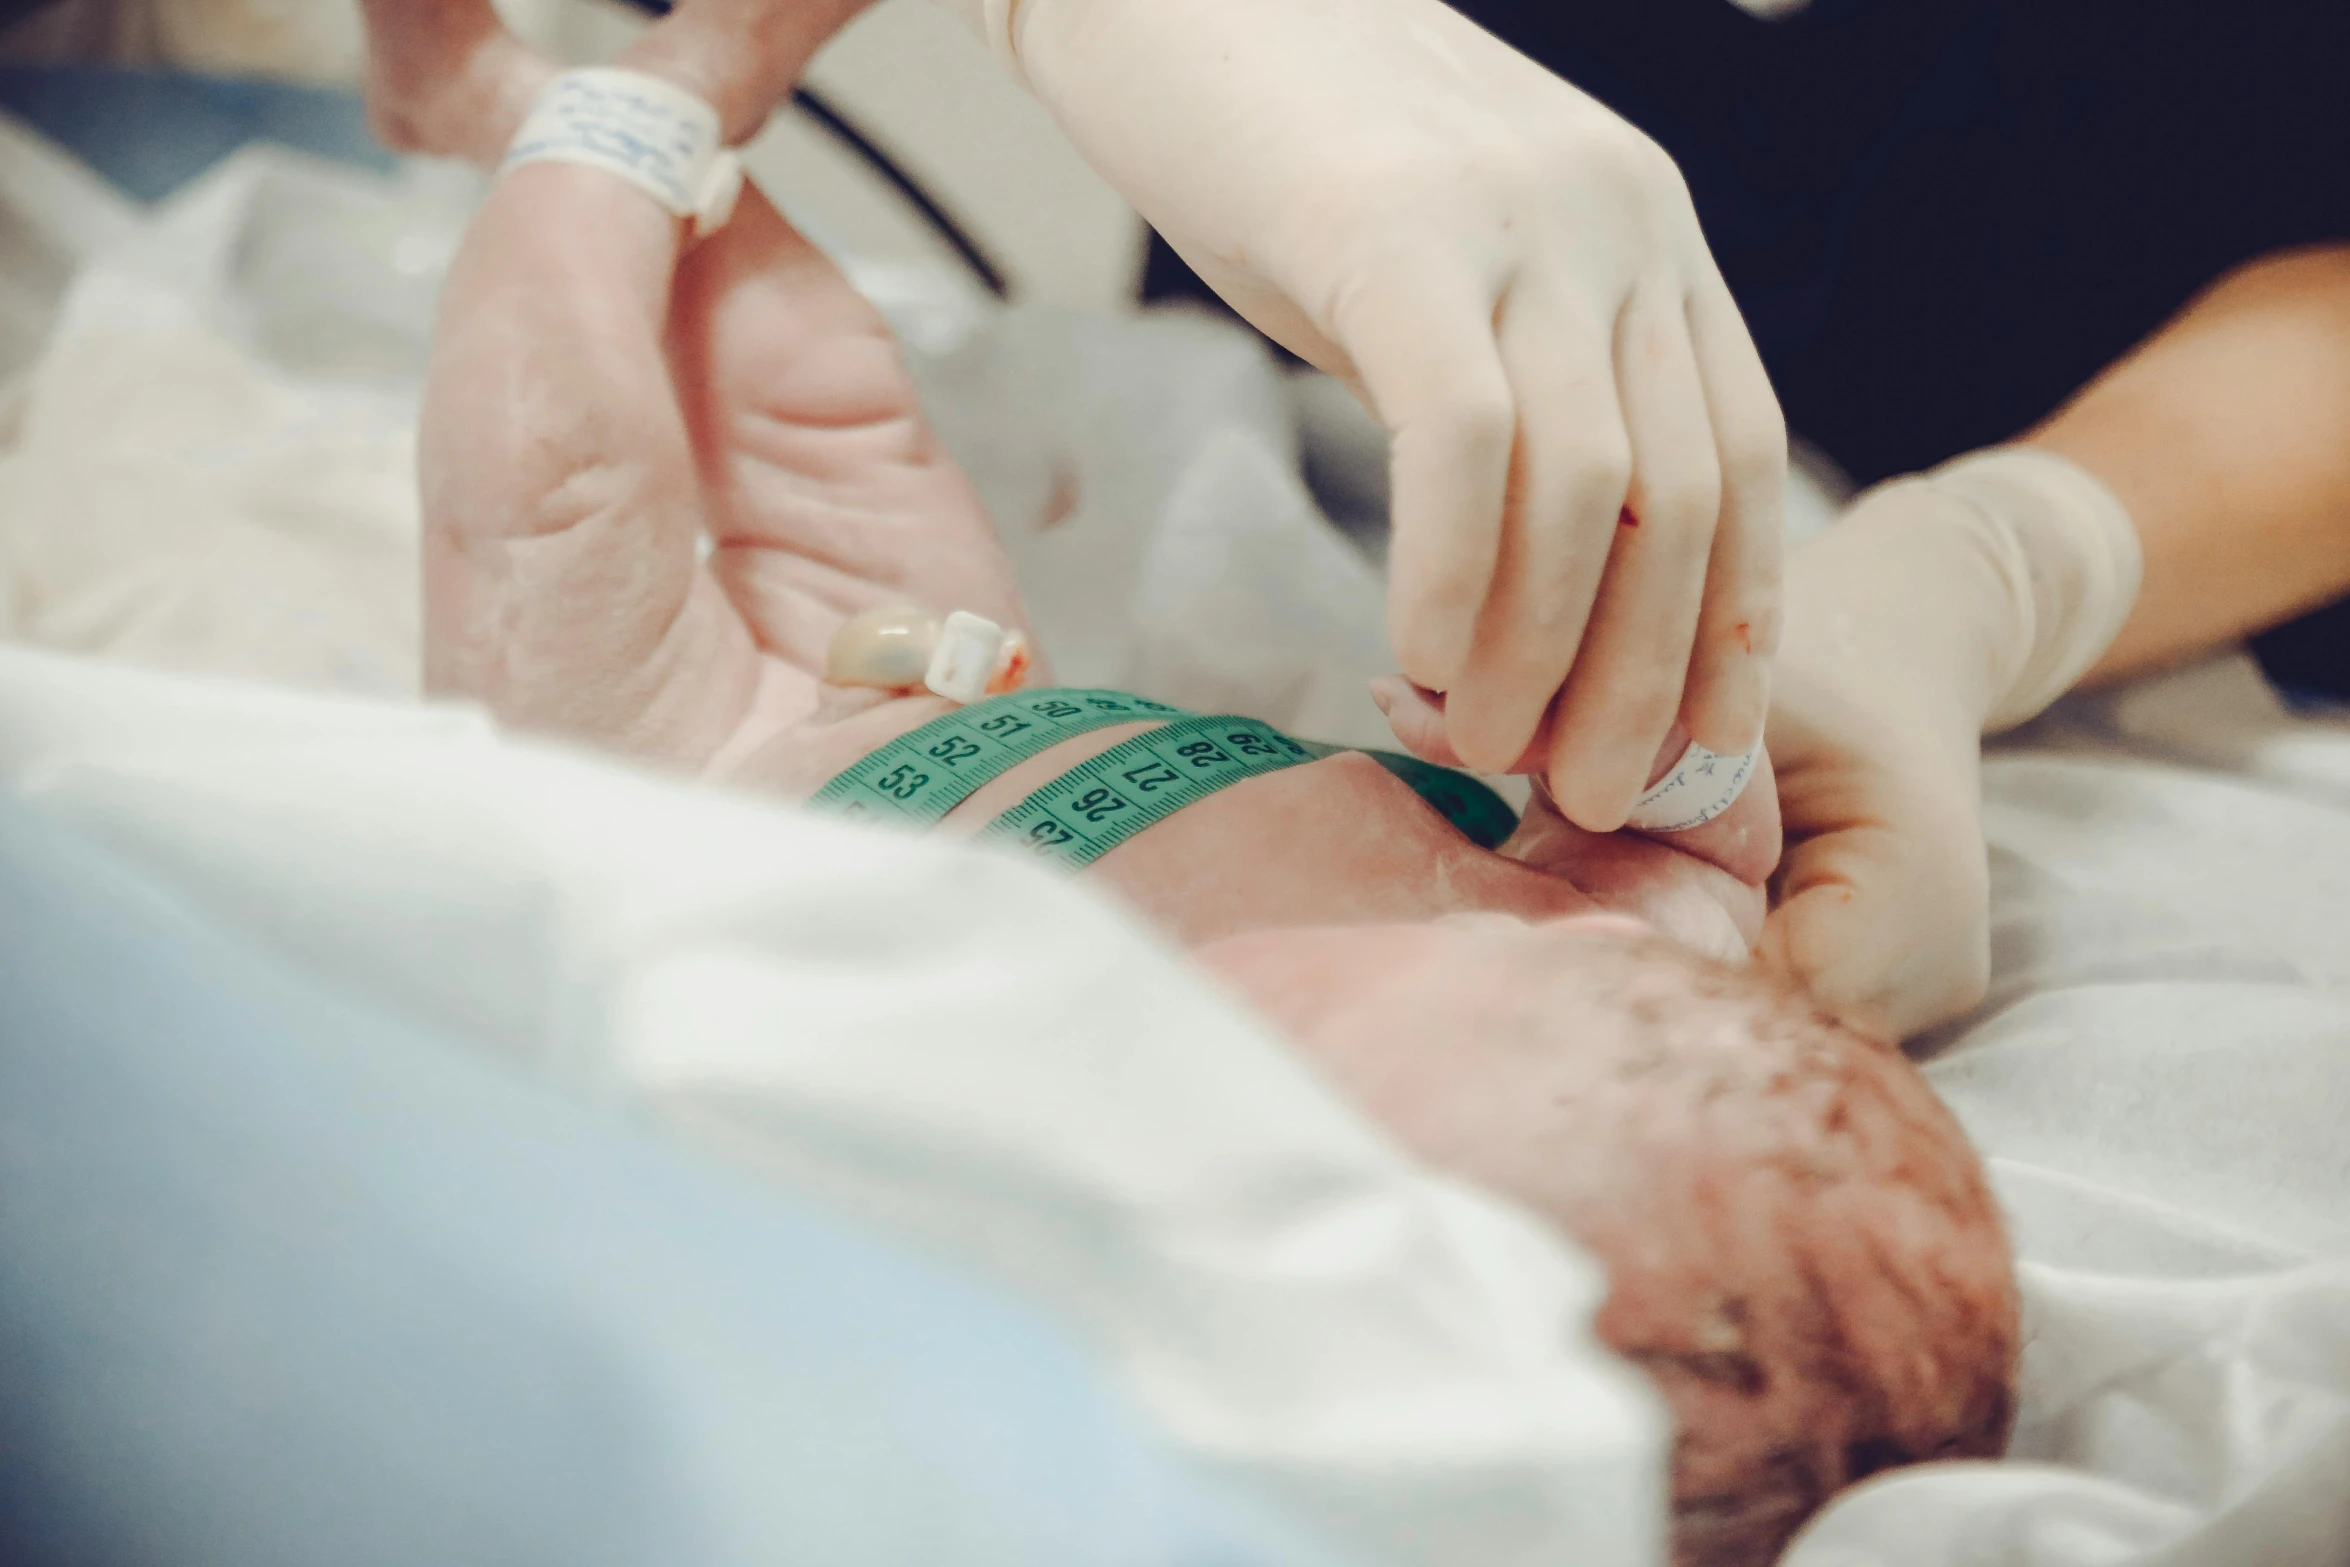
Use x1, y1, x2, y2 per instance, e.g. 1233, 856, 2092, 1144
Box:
499, 68, 744, 238
1624, 739, 1757, 834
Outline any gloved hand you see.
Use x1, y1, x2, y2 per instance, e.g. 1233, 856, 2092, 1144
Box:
1762, 448, 2142, 1038
940, 0, 1785, 831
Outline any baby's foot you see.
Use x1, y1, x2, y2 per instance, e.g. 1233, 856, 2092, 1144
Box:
358, 0, 551, 168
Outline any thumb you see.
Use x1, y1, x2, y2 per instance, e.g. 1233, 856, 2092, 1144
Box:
1760, 826, 1990, 1041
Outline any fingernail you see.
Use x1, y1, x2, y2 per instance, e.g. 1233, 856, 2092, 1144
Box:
1547, 761, 1635, 834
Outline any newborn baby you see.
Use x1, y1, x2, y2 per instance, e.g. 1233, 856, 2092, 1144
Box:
377, 10, 2018, 1560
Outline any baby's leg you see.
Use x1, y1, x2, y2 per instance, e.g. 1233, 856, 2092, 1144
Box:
423, 151, 774, 762
402, 7, 1029, 760
666, 189, 1035, 680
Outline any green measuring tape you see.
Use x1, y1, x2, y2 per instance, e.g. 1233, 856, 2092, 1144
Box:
807, 688, 1182, 828
809, 687, 1518, 869
976, 713, 1319, 864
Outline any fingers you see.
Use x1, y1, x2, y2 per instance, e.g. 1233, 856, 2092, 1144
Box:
1369, 676, 1467, 766
624, 0, 872, 144
1680, 281, 1786, 756
1440, 281, 1629, 772
1625, 722, 1781, 887
1370, 676, 1549, 772
1545, 289, 1721, 830
1336, 265, 1514, 698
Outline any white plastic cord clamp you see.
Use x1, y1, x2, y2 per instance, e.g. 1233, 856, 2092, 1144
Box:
1624, 739, 1758, 834
924, 611, 1011, 704
500, 68, 744, 238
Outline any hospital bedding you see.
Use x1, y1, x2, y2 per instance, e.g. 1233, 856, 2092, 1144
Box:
3, 128, 2348, 1566
0, 797, 1350, 1567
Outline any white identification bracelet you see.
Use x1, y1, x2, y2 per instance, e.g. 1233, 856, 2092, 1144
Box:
1624, 739, 1758, 833
500, 68, 743, 237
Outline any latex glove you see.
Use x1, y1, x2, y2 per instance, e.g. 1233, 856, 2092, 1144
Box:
1762, 448, 2142, 1038
941, 0, 1785, 830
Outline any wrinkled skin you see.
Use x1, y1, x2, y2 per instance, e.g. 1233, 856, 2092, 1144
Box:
372, 7, 2019, 1561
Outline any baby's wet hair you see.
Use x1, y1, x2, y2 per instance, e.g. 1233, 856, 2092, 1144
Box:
1289, 922, 2020, 1567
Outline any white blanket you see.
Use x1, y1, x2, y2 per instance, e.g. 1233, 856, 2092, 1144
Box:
1786, 666, 2350, 1565
3, 134, 2347, 1566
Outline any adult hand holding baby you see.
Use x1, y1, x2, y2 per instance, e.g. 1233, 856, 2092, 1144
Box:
368, 0, 2043, 1051
1371, 676, 1782, 960
933, 0, 1786, 832
591, 0, 1789, 835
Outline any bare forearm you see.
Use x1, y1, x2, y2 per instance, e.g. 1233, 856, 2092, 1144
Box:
2026, 243, 2350, 683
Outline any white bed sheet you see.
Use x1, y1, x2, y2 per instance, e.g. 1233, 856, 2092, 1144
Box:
2, 133, 2347, 1566
1789, 661, 2350, 1564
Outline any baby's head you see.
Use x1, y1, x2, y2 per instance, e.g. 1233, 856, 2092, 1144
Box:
1202, 914, 2018, 1567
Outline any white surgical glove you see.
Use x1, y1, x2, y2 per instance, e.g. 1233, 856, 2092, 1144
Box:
1763, 447, 2142, 1037
940, 0, 1787, 830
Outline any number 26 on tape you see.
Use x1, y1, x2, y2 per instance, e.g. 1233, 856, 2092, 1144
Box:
1072, 786, 1131, 823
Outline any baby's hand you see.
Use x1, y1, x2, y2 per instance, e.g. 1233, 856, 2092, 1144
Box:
1508, 780, 1765, 962
1369, 675, 1781, 885
1369, 675, 1776, 959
